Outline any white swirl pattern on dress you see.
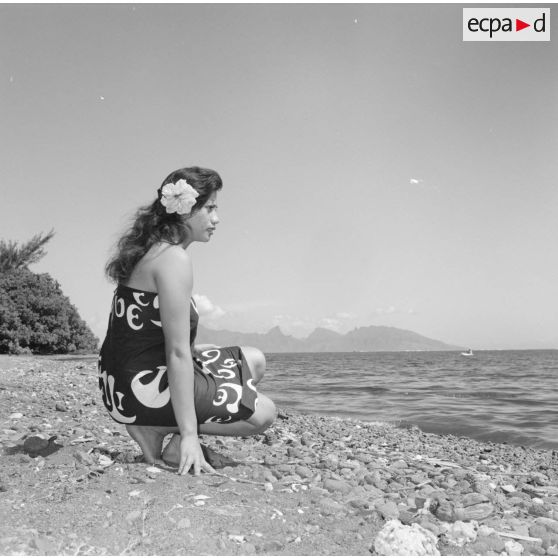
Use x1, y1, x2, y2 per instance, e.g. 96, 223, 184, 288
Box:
98, 368, 136, 424
130, 366, 170, 408
199, 348, 221, 373
126, 304, 143, 330
212, 368, 236, 379
199, 350, 240, 377
133, 292, 150, 306
151, 295, 161, 327
197, 348, 255, 422
114, 297, 125, 318
112, 291, 165, 329
213, 382, 242, 414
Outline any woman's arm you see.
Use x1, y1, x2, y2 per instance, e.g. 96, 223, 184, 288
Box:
154, 245, 213, 475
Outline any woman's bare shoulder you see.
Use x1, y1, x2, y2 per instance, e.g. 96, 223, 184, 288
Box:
140, 242, 189, 264
154, 244, 191, 265
152, 244, 193, 287
126, 244, 191, 291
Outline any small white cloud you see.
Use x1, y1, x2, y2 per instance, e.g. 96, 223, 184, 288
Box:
272, 312, 359, 337
318, 317, 342, 331
409, 178, 423, 185
335, 312, 356, 319
99, 96, 105, 101
193, 293, 225, 320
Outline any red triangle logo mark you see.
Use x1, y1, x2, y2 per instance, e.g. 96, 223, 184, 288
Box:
516, 19, 530, 31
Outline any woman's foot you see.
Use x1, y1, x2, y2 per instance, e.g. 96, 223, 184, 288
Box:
161, 433, 181, 466
125, 425, 170, 464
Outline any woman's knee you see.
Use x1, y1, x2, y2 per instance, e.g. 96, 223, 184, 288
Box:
248, 394, 276, 433
241, 346, 266, 384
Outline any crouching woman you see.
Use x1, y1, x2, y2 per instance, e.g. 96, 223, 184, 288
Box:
98, 166, 276, 475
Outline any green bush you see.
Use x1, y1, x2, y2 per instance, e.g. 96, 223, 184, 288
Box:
0, 268, 99, 354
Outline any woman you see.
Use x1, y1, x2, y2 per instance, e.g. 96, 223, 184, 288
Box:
99, 166, 276, 475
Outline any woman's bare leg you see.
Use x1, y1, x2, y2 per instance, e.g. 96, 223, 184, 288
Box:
126, 389, 275, 465
162, 347, 271, 465
126, 424, 178, 464
200, 393, 276, 436
162, 394, 277, 465
240, 346, 266, 385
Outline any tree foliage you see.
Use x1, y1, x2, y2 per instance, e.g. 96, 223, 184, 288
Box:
0, 232, 99, 354
0, 229, 55, 273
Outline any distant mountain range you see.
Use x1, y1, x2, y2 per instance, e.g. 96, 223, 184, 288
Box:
196, 324, 463, 353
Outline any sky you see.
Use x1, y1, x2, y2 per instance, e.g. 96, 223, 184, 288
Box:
1, 3, 557, 350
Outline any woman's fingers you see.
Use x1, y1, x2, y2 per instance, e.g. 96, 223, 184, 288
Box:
192, 455, 212, 476
179, 456, 204, 476
202, 459, 216, 474
177, 447, 215, 476
179, 457, 193, 475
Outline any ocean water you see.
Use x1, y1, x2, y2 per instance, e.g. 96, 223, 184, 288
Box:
262, 350, 558, 450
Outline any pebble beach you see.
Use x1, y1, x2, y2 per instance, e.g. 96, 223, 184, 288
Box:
1, 355, 557, 555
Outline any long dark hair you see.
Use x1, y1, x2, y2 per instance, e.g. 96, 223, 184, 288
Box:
105, 166, 222, 284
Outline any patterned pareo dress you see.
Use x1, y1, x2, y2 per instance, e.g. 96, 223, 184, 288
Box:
98, 285, 258, 426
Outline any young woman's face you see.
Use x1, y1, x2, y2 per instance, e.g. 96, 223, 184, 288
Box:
186, 192, 220, 243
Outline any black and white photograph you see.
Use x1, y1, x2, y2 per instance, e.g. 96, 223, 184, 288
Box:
0, 2, 557, 555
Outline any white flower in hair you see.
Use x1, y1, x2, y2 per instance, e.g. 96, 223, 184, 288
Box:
160, 179, 199, 215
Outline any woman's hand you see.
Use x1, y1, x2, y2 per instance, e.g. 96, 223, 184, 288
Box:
178, 434, 216, 476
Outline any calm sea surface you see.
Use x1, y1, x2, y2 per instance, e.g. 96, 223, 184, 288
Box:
262, 350, 558, 450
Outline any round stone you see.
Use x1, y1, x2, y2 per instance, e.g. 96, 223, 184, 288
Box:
323, 478, 352, 494
23, 435, 49, 453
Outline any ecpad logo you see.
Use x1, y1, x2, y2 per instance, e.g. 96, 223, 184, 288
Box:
469, 14, 546, 37
463, 8, 550, 41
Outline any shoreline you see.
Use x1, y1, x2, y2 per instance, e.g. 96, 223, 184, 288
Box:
14, 352, 557, 452
1, 356, 557, 555
310, 411, 558, 454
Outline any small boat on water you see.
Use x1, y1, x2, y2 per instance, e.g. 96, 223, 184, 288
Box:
461, 348, 474, 357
